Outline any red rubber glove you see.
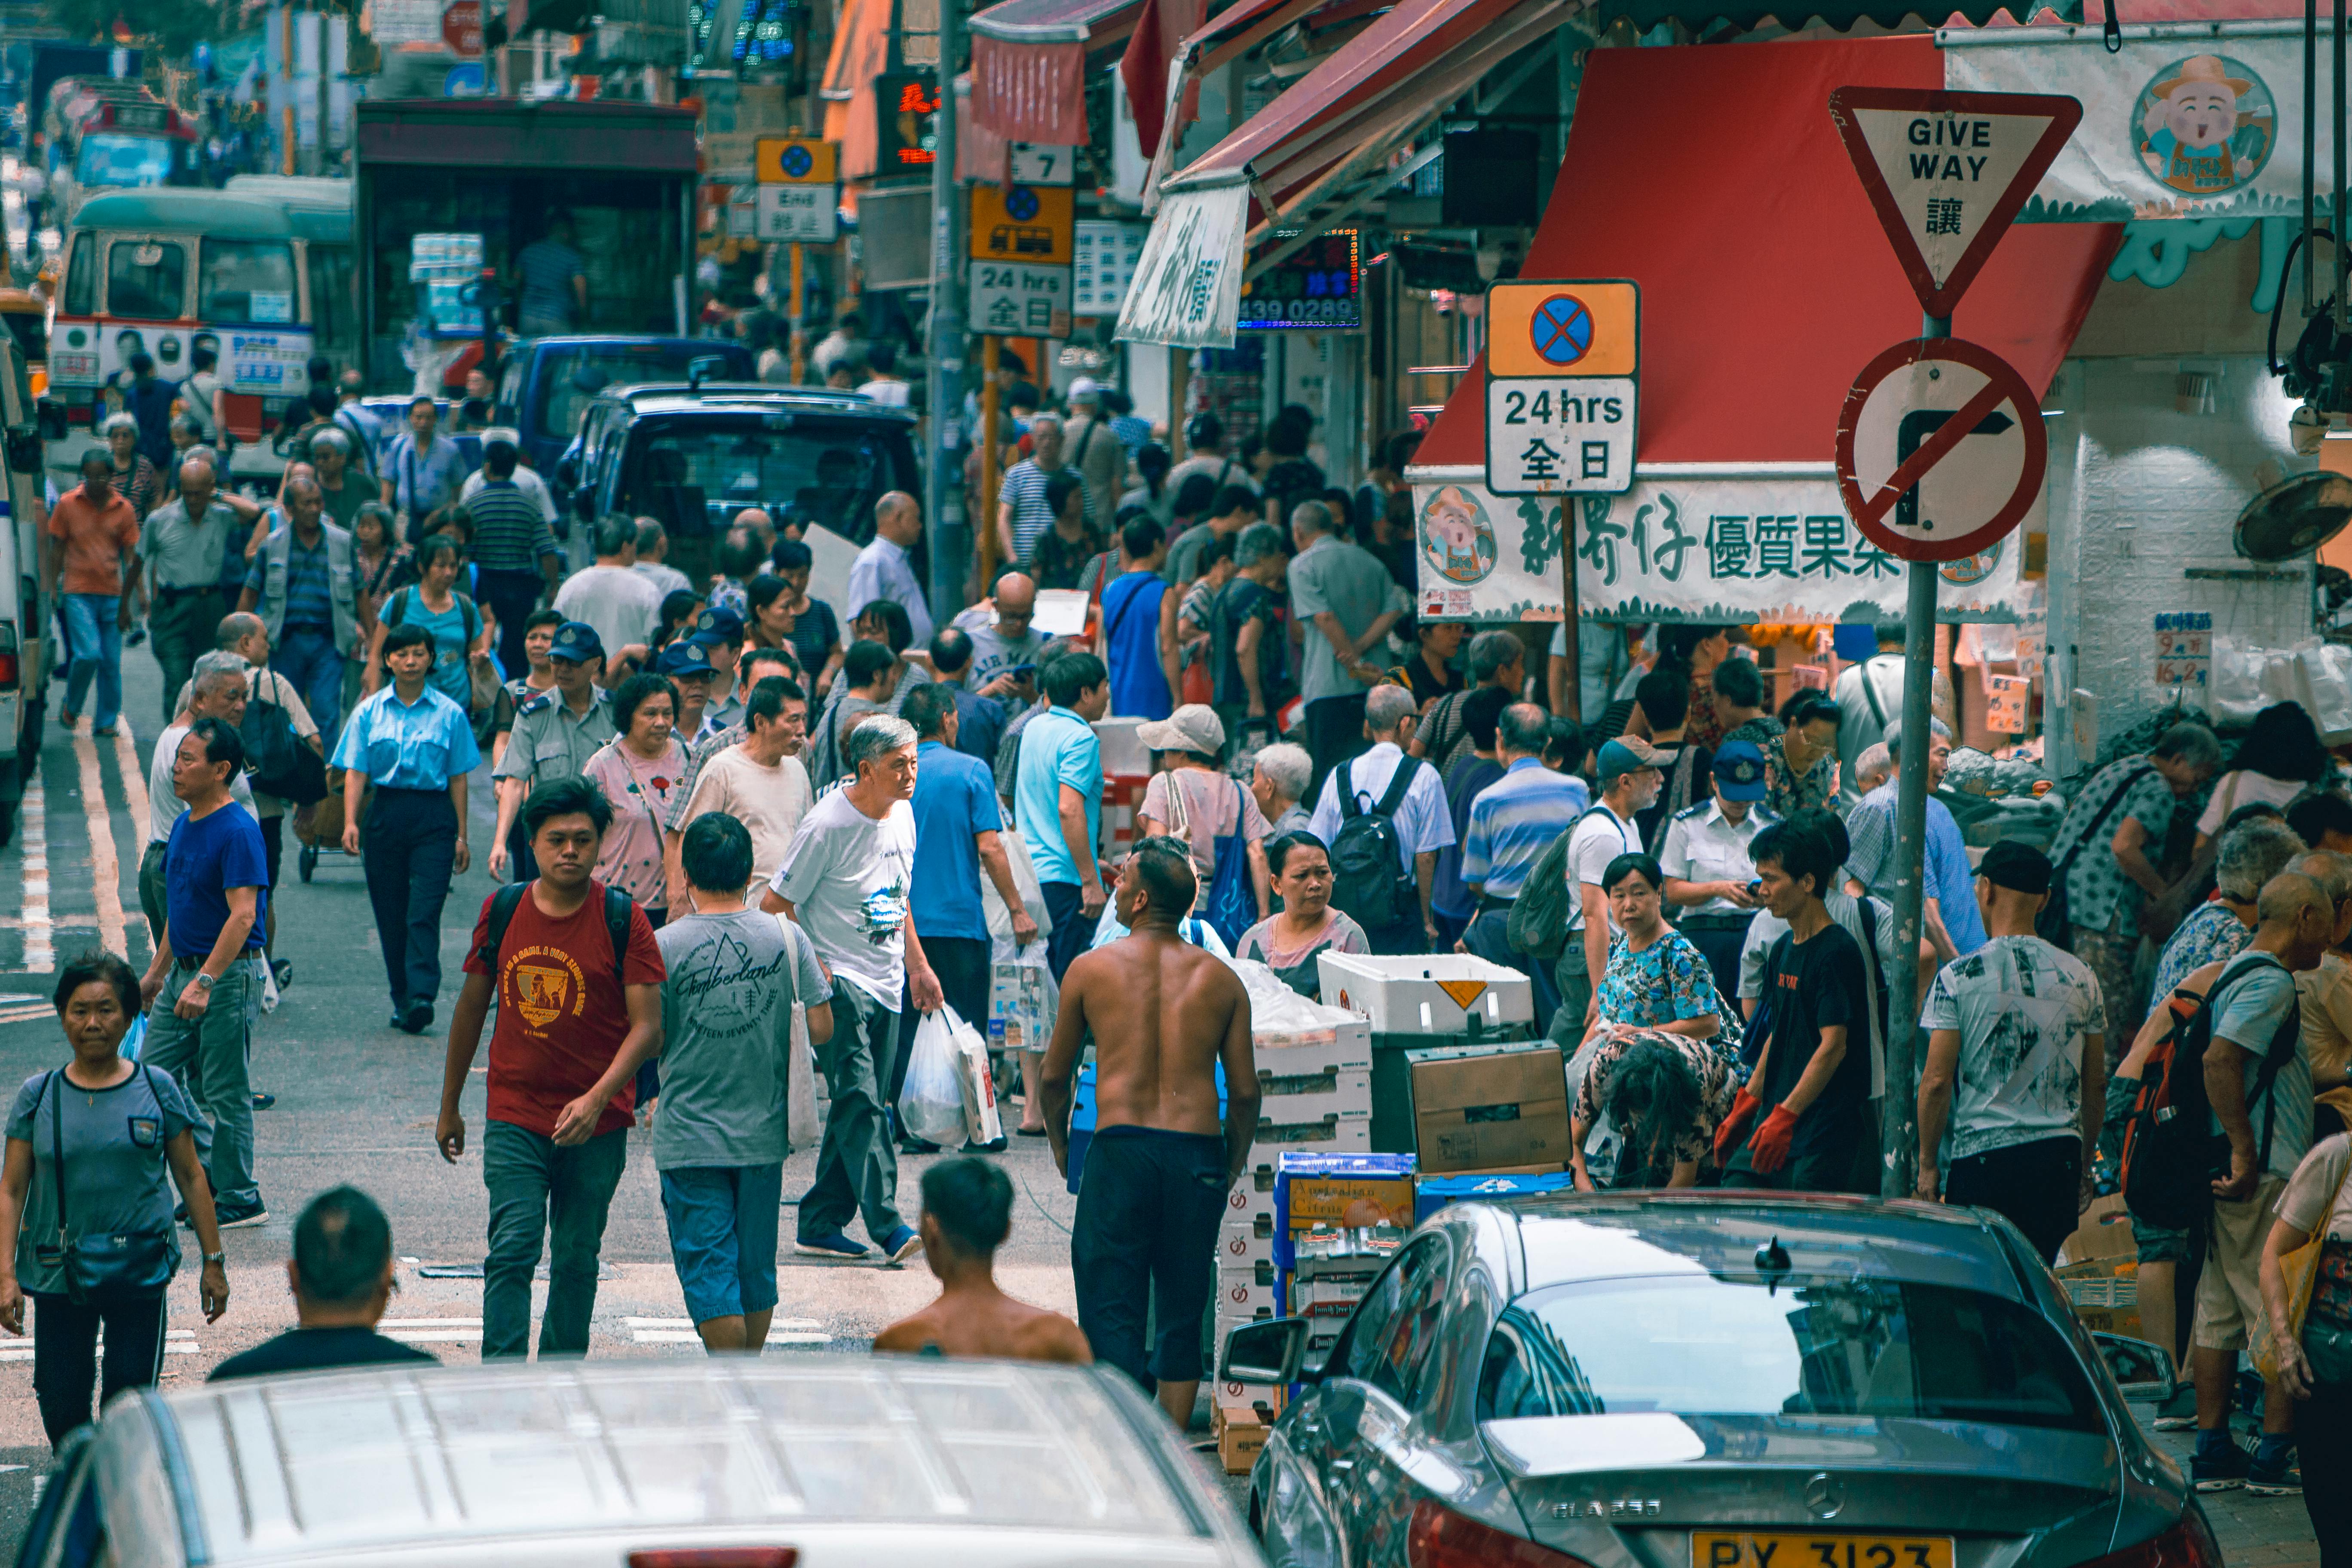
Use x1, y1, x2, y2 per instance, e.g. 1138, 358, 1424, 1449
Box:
1712, 1089, 1761, 1164
1746, 1105, 1801, 1176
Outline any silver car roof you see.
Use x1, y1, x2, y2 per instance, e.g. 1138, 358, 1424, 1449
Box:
126, 1355, 1230, 1562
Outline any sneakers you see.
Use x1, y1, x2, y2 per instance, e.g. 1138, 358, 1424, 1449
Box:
2152, 1386, 2199, 1431
214, 1201, 270, 1231
2193, 1437, 2251, 1492
793, 1233, 870, 1260
2247, 1445, 2302, 1496
396, 1001, 434, 1035
878, 1224, 923, 1263
250, 1090, 276, 1111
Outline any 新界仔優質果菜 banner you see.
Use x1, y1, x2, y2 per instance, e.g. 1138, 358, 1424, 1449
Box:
1405, 465, 2033, 625
1942, 24, 2340, 222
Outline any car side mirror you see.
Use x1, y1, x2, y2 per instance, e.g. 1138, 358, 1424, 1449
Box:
2092, 1332, 2175, 1401
1222, 1316, 1309, 1386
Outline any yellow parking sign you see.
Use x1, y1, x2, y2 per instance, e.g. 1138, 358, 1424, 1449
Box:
970, 183, 1075, 267
756, 137, 839, 185
1487, 280, 1639, 379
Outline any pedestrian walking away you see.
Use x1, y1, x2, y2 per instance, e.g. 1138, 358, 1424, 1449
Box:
1460, 702, 1588, 1018
207, 1186, 437, 1381
1916, 842, 2109, 1265
1041, 837, 1258, 1426
1714, 813, 1871, 1192
137, 718, 271, 1228
872, 1158, 1092, 1362
46, 448, 141, 737
2261, 1129, 2352, 1565
0, 952, 229, 1448
1305, 683, 1454, 956
766, 714, 943, 1263
1288, 500, 1405, 793
334, 623, 480, 1033
1014, 653, 1112, 984
555, 516, 665, 664
1844, 718, 1980, 965
463, 438, 564, 675
439, 777, 666, 1361
655, 812, 833, 1354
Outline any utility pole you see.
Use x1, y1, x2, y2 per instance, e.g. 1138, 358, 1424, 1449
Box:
923, 13, 968, 622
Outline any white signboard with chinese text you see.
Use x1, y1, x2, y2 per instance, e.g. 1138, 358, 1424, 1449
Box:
756, 184, 838, 242
1485, 377, 1637, 495
224, 328, 316, 396
1073, 220, 1145, 318
373, 0, 441, 43
2155, 611, 2211, 691
1406, 464, 2031, 624
1117, 183, 1249, 348
973, 261, 1072, 338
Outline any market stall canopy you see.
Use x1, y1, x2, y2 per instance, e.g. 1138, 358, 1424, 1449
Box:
970, 0, 1148, 143
1404, 36, 2118, 628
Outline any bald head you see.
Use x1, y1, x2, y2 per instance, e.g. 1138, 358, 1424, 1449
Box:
876, 491, 922, 547
2293, 851, 2352, 950
992, 571, 1038, 636
2256, 870, 2338, 971
178, 456, 215, 508
736, 508, 777, 545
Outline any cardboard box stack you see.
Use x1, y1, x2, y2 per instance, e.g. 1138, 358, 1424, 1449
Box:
1274, 1153, 1418, 1369
2055, 1194, 2141, 1337
1408, 1041, 1574, 1174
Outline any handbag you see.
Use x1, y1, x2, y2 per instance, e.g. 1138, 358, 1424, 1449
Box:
242, 673, 327, 805
2254, 1146, 2352, 1382
38, 1069, 176, 1303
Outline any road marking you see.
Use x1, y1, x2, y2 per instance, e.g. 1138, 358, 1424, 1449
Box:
377, 1316, 484, 1343
0, 1329, 196, 1363
69, 725, 126, 960
20, 766, 49, 972
112, 725, 147, 963
625, 1317, 830, 1345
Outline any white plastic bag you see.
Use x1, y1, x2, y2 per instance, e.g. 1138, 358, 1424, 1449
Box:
948, 1007, 1003, 1145
985, 828, 1054, 957
898, 1009, 968, 1145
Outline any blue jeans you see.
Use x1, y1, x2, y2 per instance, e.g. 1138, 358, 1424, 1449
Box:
270, 625, 345, 738
60, 593, 122, 729
660, 1164, 783, 1324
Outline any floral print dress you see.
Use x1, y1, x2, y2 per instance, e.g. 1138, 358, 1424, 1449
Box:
583, 737, 687, 912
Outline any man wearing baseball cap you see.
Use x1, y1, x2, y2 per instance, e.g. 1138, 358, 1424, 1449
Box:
490, 622, 616, 882
1557, 736, 1664, 1041
1659, 739, 1773, 1002
654, 638, 719, 740
1917, 840, 2108, 1263
690, 605, 749, 735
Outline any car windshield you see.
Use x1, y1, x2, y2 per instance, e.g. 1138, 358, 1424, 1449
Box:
628, 417, 897, 541
536, 346, 739, 441
76, 132, 175, 188
199, 239, 297, 324
1479, 1274, 2104, 1434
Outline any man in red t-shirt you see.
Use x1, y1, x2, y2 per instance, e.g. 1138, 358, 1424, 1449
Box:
45, 449, 141, 736
437, 776, 665, 1360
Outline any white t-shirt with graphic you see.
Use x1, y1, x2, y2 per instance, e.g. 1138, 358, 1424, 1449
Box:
771, 789, 917, 1005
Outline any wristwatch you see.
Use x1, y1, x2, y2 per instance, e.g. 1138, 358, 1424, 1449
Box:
192, 972, 215, 990
202, 1252, 225, 1266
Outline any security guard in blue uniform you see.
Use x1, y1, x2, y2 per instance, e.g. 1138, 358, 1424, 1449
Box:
487, 621, 617, 881
1657, 738, 1774, 1002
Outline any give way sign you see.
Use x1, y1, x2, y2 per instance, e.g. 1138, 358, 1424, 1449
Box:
1828, 88, 2080, 318
1833, 337, 2047, 564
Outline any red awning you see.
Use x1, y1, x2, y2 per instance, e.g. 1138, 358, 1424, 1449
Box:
970, 0, 1146, 143
1414, 35, 2121, 468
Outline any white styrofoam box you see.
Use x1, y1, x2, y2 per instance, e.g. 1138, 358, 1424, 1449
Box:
1215, 1376, 1283, 1407
1253, 1107, 1372, 1150
1253, 1018, 1374, 1075
1217, 1275, 1279, 1317
1316, 951, 1536, 1033
1220, 1256, 1275, 1292
1092, 716, 1153, 776
1290, 1271, 1376, 1314
1256, 1067, 1372, 1127
1226, 1178, 1276, 1227
1218, 1223, 1274, 1267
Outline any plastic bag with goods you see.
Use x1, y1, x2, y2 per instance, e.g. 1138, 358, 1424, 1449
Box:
898, 1009, 969, 1146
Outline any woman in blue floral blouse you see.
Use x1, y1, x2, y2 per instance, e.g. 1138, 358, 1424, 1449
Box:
1592, 853, 1733, 1047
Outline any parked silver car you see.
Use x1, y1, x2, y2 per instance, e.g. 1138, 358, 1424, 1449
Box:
1225, 1192, 2205, 1568
18, 1354, 1265, 1566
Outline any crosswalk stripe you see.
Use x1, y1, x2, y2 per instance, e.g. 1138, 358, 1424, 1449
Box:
112, 724, 147, 964
19, 765, 49, 972
68, 726, 125, 961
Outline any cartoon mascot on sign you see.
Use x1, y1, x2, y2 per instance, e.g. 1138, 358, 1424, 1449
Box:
1421, 485, 1495, 585
2139, 55, 2260, 195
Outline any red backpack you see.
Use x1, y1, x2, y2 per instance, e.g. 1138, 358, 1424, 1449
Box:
2119, 952, 2298, 1231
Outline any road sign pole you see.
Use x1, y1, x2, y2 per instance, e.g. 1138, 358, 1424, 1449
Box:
1880, 310, 1947, 1199
925, 0, 968, 620
1559, 500, 1581, 723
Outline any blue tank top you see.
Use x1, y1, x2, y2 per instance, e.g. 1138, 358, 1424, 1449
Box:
1100, 570, 1171, 722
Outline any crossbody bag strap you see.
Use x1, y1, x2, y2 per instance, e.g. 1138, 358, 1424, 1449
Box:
2052, 763, 2156, 880
45, 1071, 67, 1245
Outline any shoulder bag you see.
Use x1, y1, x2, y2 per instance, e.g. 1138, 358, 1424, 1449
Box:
2254, 1142, 2352, 1382
38, 1068, 177, 1302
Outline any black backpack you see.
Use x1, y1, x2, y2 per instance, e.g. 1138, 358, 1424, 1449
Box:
1329, 756, 1421, 931
2120, 950, 2299, 1232
241, 674, 327, 805
477, 882, 637, 990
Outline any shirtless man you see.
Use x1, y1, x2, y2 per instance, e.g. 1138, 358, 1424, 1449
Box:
873, 1158, 1091, 1363
1041, 836, 1259, 1427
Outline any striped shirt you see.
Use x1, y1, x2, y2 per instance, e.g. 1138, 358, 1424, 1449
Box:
998, 459, 1057, 559
242, 519, 336, 630
1460, 757, 1591, 900
462, 479, 560, 573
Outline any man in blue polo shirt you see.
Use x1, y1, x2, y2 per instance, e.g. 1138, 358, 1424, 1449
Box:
334, 622, 482, 1035
139, 716, 272, 1229
1460, 701, 1590, 1021
1015, 652, 1110, 983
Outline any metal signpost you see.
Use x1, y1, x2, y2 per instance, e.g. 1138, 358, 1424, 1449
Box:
926, 0, 968, 627
1826, 86, 2079, 1196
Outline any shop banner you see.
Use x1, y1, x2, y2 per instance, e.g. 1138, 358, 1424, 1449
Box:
1407, 464, 2032, 624
1116, 181, 1248, 347
223, 328, 315, 397
1943, 25, 2336, 221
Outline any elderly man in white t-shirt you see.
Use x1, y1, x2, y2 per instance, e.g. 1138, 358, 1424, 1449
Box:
1555, 737, 1662, 1042
1305, 683, 1455, 954
142, 654, 261, 946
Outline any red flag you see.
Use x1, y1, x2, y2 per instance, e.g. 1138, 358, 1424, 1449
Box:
1119, 0, 1204, 163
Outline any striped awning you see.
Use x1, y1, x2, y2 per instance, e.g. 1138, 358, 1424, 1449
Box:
969, 0, 1147, 142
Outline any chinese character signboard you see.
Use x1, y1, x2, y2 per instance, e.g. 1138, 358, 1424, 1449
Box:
1482, 280, 1638, 497
1407, 466, 2030, 624
2155, 611, 2211, 691
1073, 221, 1145, 318
755, 138, 838, 243
1238, 230, 1360, 330
971, 180, 1074, 339
972, 260, 1072, 339
1116, 185, 1250, 348
876, 73, 939, 169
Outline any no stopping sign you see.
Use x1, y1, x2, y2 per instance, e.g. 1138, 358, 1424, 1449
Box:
1833, 336, 2047, 564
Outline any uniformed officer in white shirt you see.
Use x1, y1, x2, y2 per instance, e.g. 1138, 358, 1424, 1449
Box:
1659, 738, 1774, 1001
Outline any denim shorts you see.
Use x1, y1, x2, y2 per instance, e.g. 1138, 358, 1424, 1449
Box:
658, 1164, 784, 1325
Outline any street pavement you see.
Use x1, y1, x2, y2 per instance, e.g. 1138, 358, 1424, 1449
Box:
0, 648, 2328, 1564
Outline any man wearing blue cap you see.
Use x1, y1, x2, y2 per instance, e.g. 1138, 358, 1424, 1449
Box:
1660, 739, 1773, 1001
490, 622, 616, 882
654, 638, 719, 741
690, 606, 749, 736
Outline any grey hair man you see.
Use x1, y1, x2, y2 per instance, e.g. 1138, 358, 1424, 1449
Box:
631, 518, 691, 599
846, 490, 934, 646
1415, 628, 1529, 771
764, 710, 944, 1264
1305, 683, 1454, 953
1844, 715, 1972, 962
554, 513, 664, 661
1250, 741, 1314, 837
997, 414, 1067, 563
1289, 499, 1406, 792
